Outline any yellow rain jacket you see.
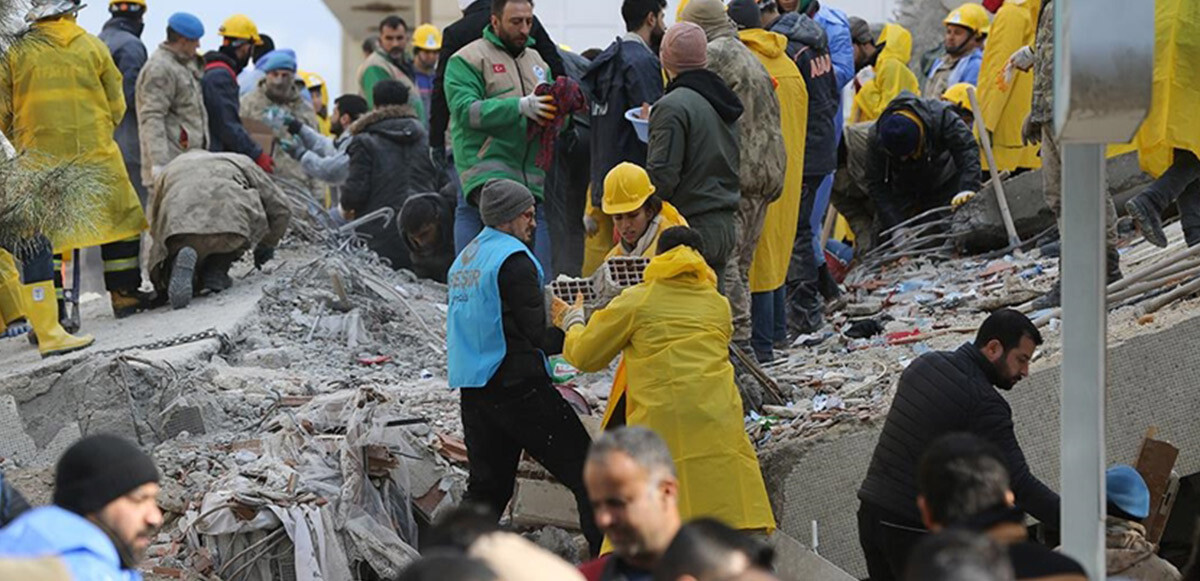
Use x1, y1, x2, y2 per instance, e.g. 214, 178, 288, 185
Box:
978, 0, 1042, 171
852, 24, 920, 123
564, 246, 776, 533
1135, 0, 1200, 178
0, 18, 145, 252
742, 29, 809, 293
0, 249, 22, 326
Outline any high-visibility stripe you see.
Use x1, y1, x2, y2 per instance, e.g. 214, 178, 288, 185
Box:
103, 257, 140, 273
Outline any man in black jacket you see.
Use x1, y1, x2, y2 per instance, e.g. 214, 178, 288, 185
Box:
342, 80, 440, 271
865, 91, 981, 236
857, 309, 1060, 581
399, 185, 457, 283
203, 15, 273, 174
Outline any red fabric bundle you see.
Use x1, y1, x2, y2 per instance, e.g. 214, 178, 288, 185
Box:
527, 76, 588, 171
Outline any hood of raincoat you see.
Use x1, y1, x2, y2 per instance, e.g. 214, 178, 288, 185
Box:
34, 16, 86, 47
738, 28, 787, 60
665, 69, 744, 124
680, 0, 737, 41
644, 245, 718, 288
771, 11, 829, 52
877, 23, 913, 65
1105, 518, 1160, 574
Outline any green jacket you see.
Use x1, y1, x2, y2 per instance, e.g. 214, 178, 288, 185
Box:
359, 50, 426, 123
444, 26, 551, 202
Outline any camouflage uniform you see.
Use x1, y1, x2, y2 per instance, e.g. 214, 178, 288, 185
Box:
682, 0, 788, 343
240, 80, 321, 199
136, 43, 209, 191
831, 121, 882, 253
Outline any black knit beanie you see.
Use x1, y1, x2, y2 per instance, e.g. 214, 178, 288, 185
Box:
53, 434, 160, 516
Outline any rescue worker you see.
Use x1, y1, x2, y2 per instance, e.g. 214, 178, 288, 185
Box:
925, 3, 987, 99
578, 427, 683, 581
284, 94, 368, 191
582, 0, 666, 277
444, 0, 557, 273
412, 24, 442, 117
1125, 0, 1200, 250
866, 91, 982, 234
342, 80, 440, 270
240, 50, 320, 197
135, 12, 208, 189
398, 186, 457, 284
976, 0, 1041, 172
203, 14, 272, 174
359, 15, 424, 120
680, 0, 787, 349
645, 22, 742, 290
299, 72, 332, 136
99, 0, 149, 207
941, 82, 976, 131
3, 0, 152, 320
857, 310, 1060, 581
830, 121, 882, 253
851, 23, 920, 122
148, 151, 290, 309
445, 179, 601, 554
0, 434, 162, 581
560, 226, 776, 535
1104, 465, 1182, 581
601, 163, 688, 261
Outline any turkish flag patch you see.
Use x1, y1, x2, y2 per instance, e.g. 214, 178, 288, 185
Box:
492, 64, 507, 74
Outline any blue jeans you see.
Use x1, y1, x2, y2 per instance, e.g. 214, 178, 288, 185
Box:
750, 287, 788, 361
811, 172, 835, 266
454, 202, 553, 275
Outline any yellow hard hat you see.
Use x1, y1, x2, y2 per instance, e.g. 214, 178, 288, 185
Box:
602, 163, 657, 215
109, 0, 146, 8
413, 23, 442, 51
943, 3, 989, 35
219, 14, 263, 45
677, 0, 690, 20
299, 71, 325, 90
941, 83, 974, 112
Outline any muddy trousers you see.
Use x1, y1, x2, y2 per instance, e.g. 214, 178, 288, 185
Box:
51, 235, 142, 303
726, 196, 771, 344
857, 501, 928, 581
460, 378, 601, 555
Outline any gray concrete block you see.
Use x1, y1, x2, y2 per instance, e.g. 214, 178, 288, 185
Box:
769, 531, 857, 581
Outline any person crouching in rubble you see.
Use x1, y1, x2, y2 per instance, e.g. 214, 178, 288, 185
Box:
148, 150, 292, 310
398, 183, 458, 284
559, 226, 775, 537
0, 434, 163, 581
866, 90, 981, 243
601, 163, 688, 261
446, 178, 602, 554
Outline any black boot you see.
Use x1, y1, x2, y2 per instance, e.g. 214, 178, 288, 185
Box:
169, 247, 197, 310
1125, 196, 1168, 248
817, 263, 842, 301
1107, 248, 1123, 283
200, 252, 237, 293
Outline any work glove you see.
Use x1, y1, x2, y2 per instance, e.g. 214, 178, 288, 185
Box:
583, 213, 599, 237
1009, 45, 1036, 72
952, 191, 977, 209
284, 115, 304, 136
1021, 116, 1044, 146
553, 293, 586, 331
254, 151, 275, 174
253, 246, 275, 269
519, 92, 557, 125
280, 138, 306, 161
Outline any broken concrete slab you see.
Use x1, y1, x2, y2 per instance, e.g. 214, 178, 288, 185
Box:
509, 478, 580, 531
767, 531, 857, 581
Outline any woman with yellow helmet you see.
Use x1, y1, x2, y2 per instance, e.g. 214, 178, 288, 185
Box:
600, 163, 688, 261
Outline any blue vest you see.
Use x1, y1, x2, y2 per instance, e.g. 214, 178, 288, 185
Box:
447, 227, 544, 389
928, 47, 983, 87
0, 505, 142, 581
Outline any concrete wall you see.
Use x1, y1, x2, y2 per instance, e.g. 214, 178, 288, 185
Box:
763, 311, 1200, 578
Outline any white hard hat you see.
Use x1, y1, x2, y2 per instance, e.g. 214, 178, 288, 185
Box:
26, 0, 86, 22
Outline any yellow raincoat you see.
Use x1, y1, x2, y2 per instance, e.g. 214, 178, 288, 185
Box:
1135, 0, 1200, 178
978, 0, 1041, 171
0, 18, 145, 252
742, 29, 809, 293
852, 24, 921, 123
564, 246, 776, 532
0, 250, 22, 327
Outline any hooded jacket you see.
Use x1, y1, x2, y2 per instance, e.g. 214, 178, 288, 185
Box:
682, 1, 787, 202
343, 105, 440, 270
646, 69, 743, 221
852, 23, 921, 122
866, 91, 982, 229
584, 35, 663, 206
768, 11, 839, 176
0, 17, 147, 252
0, 506, 140, 581
99, 16, 148, 204
240, 78, 320, 196
203, 50, 262, 160
136, 43, 210, 187
978, 0, 1042, 171
1106, 518, 1181, 581
858, 342, 1060, 529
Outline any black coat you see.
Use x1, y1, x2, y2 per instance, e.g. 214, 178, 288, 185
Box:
769, 12, 840, 177
866, 91, 982, 230
402, 189, 457, 284
857, 343, 1060, 529
490, 252, 564, 388
429, 0, 566, 150
202, 51, 262, 159
343, 106, 440, 270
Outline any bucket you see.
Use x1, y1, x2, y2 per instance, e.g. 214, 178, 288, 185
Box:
625, 106, 651, 144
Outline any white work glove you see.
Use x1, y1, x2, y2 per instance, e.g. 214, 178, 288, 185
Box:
952, 190, 977, 209
1009, 45, 1036, 72
518, 92, 557, 125
583, 213, 599, 237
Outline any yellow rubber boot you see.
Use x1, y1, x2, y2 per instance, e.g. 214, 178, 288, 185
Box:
21, 281, 93, 358
0, 250, 23, 326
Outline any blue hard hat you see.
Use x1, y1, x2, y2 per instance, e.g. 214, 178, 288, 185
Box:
1106, 465, 1151, 520
167, 12, 205, 40
260, 50, 298, 73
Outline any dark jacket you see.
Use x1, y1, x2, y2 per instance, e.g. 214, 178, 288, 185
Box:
202, 51, 262, 159
490, 252, 564, 388
646, 69, 743, 220
429, 0, 566, 150
866, 91, 982, 230
98, 16, 147, 202
402, 189, 457, 284
769, 12, 839, 177
584, 35, 663, 205
0, 470, 30, 528
344, 105, 440, 271
858, 342, 1061, 529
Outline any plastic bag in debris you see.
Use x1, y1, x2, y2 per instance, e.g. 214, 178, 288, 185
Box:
548, 355, 581, 384
266, 504, 352, 581
343, 507, 421, 579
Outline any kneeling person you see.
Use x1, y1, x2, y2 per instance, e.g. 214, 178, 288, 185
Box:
148, 151, 291, 309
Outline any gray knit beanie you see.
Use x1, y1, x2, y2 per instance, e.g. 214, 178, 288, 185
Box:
480, 179, 535, 227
